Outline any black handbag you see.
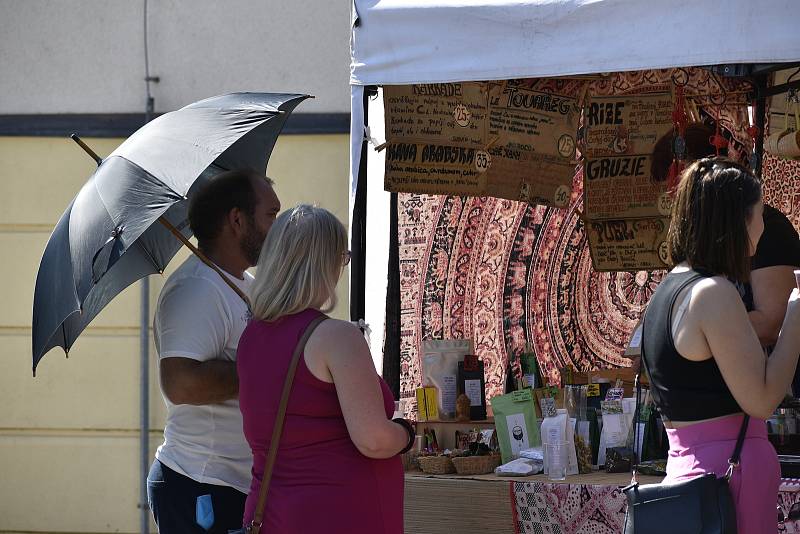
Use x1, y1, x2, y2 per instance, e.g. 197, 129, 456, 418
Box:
622, 371, 749, 534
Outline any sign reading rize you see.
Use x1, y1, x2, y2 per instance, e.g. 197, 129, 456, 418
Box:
583, 93, 673, 219
583, 92, 674, 271
383, 81, 580, 208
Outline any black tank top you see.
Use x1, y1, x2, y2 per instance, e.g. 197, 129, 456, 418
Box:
641, 270, 742, 421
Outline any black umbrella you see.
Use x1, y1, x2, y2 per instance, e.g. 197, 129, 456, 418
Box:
32, 92, 310, 374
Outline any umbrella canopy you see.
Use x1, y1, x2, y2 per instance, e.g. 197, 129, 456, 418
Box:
32, 92, 309, 373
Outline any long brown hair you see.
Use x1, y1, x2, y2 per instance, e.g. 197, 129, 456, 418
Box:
667, 157, 762, 282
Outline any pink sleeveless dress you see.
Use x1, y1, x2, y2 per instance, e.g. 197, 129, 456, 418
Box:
237, 309, 404, 533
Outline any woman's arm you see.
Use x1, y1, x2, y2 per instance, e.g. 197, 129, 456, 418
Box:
695, 279, 800, 419
308, 319, 409, 459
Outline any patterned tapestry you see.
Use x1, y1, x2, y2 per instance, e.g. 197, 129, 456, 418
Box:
395, 68, 794, 411
511, 479, 800, 533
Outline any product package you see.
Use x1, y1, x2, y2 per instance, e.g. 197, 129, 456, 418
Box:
479, 428, 498, 450
565, 385, 587, 421
605, 446, 634, 473
540, 409, 579, 476
533, 386, 563, 419
519, 346, 541, 389
635, 390, 668, 462
422, 339, 473, 419
566, 385, 592, 473
586, 406, 602, 467
457, 354, 487, 420
490, 389, 541, 464
416, 386, 439, 421
565, 414, 579, 476
539, 396, 557, 419
597, 398, 636, 466
575, 428, 593, 474
495, 457, 543, 476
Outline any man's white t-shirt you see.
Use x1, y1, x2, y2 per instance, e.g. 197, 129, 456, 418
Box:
154, 254, 253, 494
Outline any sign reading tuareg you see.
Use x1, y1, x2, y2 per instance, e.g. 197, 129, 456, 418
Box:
583, 92, 674, 271
383, 80, 581, 208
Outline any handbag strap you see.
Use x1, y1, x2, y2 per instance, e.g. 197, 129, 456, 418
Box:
726, 413, 750, 479
631, 367, 646, 485
631, 273, 703, 484
248, 314, 327, 532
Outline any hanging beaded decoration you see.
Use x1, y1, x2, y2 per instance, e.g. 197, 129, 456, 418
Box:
667, 85, 689, 193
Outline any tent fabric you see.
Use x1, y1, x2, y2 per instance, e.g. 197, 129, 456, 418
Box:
351, 0, 800, 86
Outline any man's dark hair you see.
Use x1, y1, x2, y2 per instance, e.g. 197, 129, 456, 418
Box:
188, 169, 273, 249
667, 157, 762, 283
651, 122, 719, 183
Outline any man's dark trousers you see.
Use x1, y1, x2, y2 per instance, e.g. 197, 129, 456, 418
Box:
147, 459, 247, 533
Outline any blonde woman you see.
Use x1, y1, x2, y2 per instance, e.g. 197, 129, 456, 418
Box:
237, 205, 411, 534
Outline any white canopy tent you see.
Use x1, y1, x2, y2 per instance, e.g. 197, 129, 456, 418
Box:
347, 0, 800, 376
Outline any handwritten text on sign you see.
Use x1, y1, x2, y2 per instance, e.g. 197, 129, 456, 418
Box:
583, 93, 673, 219
586, 217, 670, 272
383, 81, 581, 207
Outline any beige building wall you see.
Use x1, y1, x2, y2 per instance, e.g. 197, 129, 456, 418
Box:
0, 134, 350, 533
0, 1, 351, 115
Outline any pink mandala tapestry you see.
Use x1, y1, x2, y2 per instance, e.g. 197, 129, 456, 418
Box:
396, 69, 794, 410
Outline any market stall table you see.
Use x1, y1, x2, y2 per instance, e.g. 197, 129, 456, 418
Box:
404, 471, 800, 533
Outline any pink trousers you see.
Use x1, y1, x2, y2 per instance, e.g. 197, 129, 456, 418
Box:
664, 414, 780, 533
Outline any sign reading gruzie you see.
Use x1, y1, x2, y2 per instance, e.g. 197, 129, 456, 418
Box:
383, 80, 580, 208
583, 93, 673, 219
583, 92, 674, 271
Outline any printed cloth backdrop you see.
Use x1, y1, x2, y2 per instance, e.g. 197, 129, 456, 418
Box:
511, 479, 800, 533
397, 68, 798, 411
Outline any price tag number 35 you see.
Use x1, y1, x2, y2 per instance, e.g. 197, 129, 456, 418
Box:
475, 151, 491, 172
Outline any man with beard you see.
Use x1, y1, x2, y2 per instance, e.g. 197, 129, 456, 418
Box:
147, 169, 280, 533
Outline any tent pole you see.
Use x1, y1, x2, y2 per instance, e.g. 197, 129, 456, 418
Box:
350, 87, 373, 322
382, 192, 401, 398
140, 4, 157, 524
139, 266, 151, 534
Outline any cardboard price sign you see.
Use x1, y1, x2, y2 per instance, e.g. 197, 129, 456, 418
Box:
585, 217, 670, 272
583, 93, 674, 220
383, 81, 580, 208
582, 91, 674, 271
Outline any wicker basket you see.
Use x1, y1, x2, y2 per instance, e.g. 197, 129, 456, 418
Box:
417, 455, 456, 475
451, 454, 502, 475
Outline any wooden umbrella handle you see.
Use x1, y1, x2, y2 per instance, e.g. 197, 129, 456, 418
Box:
158, 216, 252, 308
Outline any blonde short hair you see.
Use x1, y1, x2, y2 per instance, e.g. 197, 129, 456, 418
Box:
250, 204, 348, 322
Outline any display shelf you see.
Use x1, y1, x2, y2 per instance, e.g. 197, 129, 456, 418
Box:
415, 419, 496, 449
